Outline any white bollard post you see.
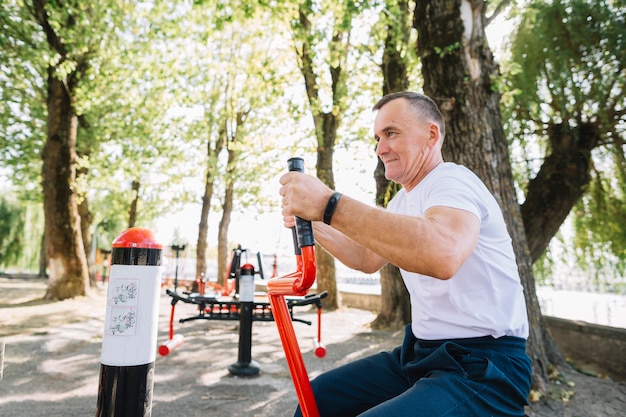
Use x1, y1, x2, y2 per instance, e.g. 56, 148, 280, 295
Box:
95, 227, 163, 417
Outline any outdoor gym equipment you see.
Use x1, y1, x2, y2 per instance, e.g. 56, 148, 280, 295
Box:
96, 227, 163, 417
267, 157, 322, 417
160, 243, 327, 377
96, 159, 323, 415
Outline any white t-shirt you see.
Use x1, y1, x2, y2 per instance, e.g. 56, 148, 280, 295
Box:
387, 162, 529, 340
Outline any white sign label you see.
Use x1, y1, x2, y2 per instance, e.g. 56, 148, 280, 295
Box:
101, 264, 162, 366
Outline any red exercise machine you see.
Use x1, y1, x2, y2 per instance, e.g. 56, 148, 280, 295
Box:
267, 157, 322, 417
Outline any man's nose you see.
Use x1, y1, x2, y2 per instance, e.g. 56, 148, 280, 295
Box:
375, 140, 387, 156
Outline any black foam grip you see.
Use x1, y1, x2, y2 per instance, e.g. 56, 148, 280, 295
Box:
287, 157, 315, 248
291, 227, 301, 255
287, 157, 305, 173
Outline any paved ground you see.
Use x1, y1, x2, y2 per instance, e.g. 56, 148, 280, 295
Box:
0, 278, 399, 416
0, 276, 624, 416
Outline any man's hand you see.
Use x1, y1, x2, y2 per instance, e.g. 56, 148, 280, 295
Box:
283, 214, 296, 229
279, 172, 334, 223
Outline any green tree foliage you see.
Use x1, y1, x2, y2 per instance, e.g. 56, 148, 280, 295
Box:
573, 156, 626, 285
2, 0, 623, 303
77, 2, 202, 236
0, 1, 48, 200
276, 0, 381, 309
0, 1, 137, 198
0, 1, 205, 295
503, 0, 626, 282
157, 2, 307, 280
0, 194, 44, 272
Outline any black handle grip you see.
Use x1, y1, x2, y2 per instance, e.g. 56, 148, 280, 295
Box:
287, 157, 315, 248
291, 227, 301, 256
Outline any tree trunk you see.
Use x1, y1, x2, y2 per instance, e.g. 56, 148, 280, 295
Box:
78, 193, 96, 287
293, 2, 358, 310
373, 157, 409, 329
42, 71, 90, 300
32, 0, 90, 300
413, 0, 560, 391
195, 168, 214, 287
372, 263, 411, 329
522, 121, 600, 262
372, 0, 413, 330
217, 183, 234, 288
75, 148, 95, 287
194, 125, 226, 291
314, 112, 339, 309
39, 232, 47, 278
217, 148, 236, 288
128, 180, 140, 228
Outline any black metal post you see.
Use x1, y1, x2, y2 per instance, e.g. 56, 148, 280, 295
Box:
170, 244, 186, 290
228, 263, 260, 376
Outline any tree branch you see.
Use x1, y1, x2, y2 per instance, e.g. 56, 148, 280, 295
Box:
486, 0, 511, 26
30, 0, 66, 56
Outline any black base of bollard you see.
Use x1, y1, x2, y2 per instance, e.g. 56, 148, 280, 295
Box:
228, 360, 261, 377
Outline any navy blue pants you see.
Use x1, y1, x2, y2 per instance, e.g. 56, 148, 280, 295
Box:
295, 325, 532, 417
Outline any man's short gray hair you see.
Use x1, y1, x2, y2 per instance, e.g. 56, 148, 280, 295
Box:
373, 91, 446, 139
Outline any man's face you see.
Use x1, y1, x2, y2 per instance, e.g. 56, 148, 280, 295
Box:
374, 98, 435, 189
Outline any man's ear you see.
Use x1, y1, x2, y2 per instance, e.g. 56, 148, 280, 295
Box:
428, 123, 440, 146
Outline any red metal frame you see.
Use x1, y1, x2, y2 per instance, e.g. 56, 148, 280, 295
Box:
159, 302, 185, 356
268, 245, 320, 417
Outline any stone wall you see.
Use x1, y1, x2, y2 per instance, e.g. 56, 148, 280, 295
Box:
544, 315, 626, 381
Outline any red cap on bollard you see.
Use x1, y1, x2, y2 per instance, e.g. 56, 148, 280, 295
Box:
112, 227, 163, 249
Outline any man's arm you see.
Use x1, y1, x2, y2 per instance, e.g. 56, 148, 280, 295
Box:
313, 221, 388, 273
328, 195, 480, 279
280, 172, 480, 280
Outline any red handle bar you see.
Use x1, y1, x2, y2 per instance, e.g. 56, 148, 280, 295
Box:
268, 157, 320, 417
